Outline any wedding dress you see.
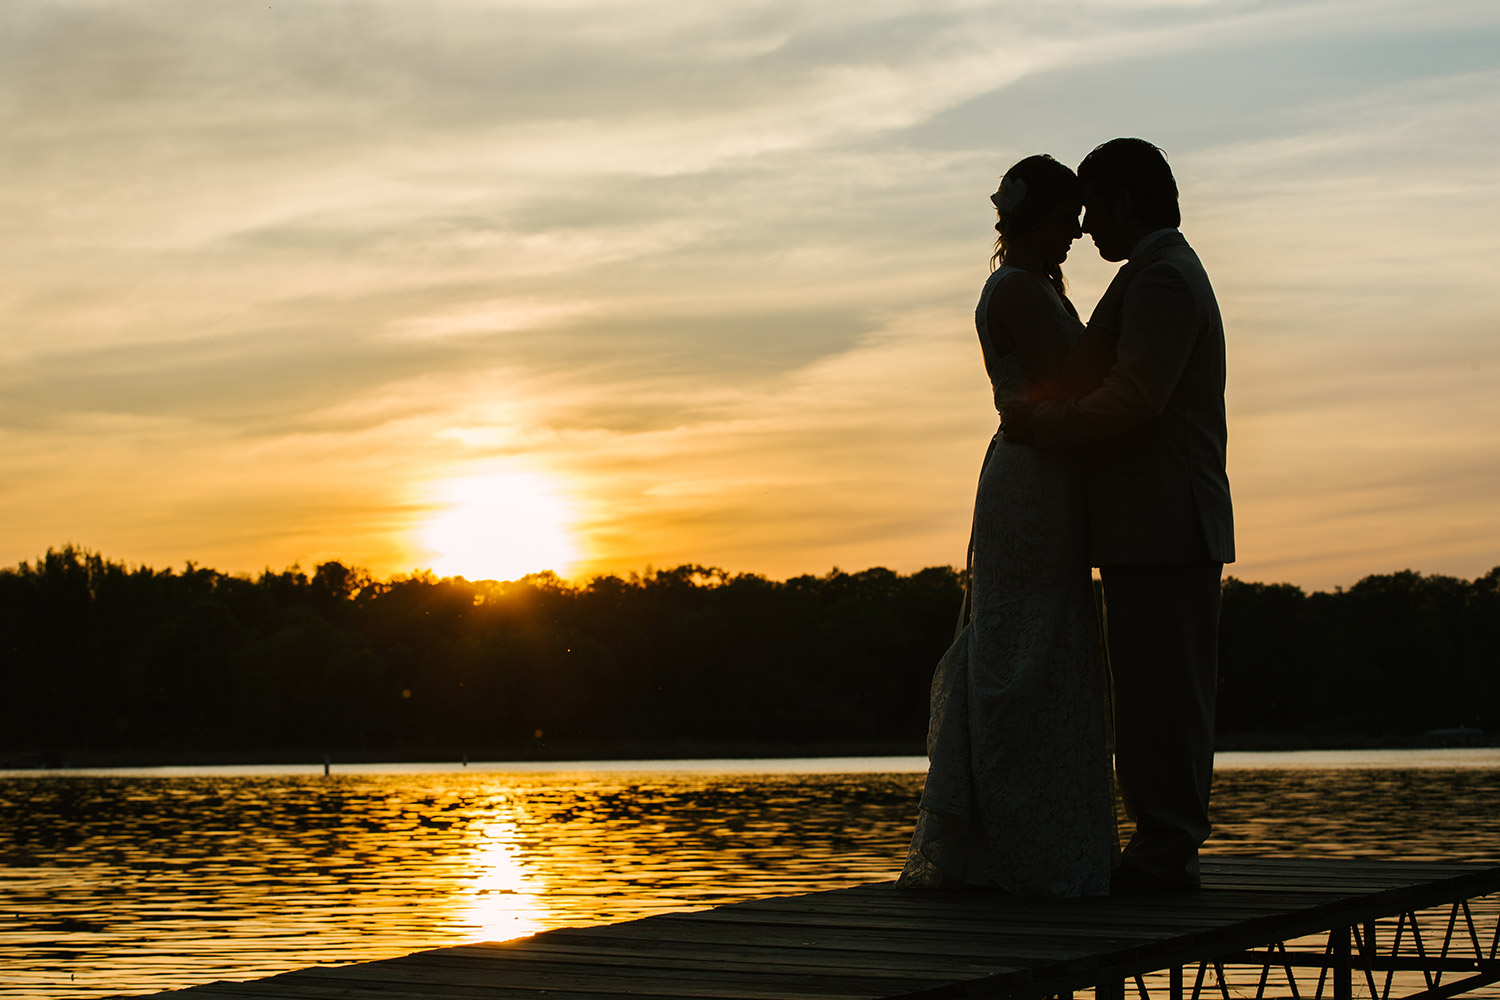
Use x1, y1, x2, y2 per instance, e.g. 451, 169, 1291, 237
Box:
899, 265, 1117, 896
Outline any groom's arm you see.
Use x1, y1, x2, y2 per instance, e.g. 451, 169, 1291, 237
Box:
1031, 262, 1198, 446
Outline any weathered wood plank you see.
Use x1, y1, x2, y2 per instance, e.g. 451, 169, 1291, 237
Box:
175, 982, 645, 1000
295, 958, 922, 1000
464, 939, 1023, 978
413, 942, 1006, 980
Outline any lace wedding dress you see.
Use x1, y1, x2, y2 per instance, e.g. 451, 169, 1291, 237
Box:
899, 265, 1117, 896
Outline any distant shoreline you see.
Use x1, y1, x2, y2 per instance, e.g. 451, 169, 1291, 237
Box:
8, 554, 1496, 775
3, 731, 1492, 771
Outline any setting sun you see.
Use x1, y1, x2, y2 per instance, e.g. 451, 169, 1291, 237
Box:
420, 471, 578, 582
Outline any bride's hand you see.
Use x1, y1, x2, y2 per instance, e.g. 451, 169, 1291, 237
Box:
1001, 401, 1037, 444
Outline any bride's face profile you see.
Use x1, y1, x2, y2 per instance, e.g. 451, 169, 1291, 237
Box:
1016, 201, 1084, 266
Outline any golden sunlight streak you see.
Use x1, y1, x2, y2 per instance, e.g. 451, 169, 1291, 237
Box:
420, 470, 578, 581
459, 821, 547, 942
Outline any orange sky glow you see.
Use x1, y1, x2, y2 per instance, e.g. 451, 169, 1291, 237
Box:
3, 1, 1499, 592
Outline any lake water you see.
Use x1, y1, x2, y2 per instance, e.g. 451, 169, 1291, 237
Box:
2, 749, 1498, 998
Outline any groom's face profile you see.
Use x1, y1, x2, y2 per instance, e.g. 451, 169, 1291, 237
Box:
1081, 185, 1134, 263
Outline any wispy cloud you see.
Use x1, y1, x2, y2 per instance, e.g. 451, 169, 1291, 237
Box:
3, 0, 1498, 588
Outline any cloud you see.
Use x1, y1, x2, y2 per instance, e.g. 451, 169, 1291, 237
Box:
3, 0, 1499, 589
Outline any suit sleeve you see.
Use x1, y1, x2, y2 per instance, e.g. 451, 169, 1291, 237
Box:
1032, 261, 1198, 446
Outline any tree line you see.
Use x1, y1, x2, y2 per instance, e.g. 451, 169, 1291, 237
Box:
1, 546, 1495, 764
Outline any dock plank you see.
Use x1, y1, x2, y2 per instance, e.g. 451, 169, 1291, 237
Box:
299, 960, 913, 1000
423, 942, 1004, 979
464, 941, 1021, 979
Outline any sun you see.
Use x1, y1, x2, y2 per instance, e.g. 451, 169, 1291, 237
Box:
420, 471, 578, 581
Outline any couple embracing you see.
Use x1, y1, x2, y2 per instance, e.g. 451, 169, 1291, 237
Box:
901, 138, 1234, 897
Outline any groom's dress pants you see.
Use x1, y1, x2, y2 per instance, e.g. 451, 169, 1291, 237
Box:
1101, 562, 1223, 885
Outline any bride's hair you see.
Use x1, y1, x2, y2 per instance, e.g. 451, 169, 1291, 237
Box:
990, 154, 1082, 296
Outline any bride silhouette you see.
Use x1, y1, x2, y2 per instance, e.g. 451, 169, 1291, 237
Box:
899, 154, 1117, 895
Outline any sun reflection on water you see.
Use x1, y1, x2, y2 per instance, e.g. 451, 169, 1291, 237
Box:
458, 820, 546, 941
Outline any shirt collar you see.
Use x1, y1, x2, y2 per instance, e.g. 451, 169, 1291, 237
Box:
1128, 227, 1180, 261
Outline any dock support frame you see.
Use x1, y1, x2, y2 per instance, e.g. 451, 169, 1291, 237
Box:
1076, 895, 1500, 1000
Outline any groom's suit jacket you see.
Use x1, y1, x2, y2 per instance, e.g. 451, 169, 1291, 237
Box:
1033, 230, 1234, 567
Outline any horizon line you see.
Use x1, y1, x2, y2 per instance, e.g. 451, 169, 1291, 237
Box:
9, 543, 1498, 595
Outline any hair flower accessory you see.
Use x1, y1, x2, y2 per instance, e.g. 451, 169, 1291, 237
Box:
990, 175, 1027, 214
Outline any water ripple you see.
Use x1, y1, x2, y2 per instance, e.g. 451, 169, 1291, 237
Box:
0, 759, 1496, 997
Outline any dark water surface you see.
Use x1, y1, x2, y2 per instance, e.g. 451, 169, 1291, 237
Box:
2, 750, 1497, 998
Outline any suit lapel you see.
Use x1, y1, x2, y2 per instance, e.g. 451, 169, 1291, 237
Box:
1087, 267, 1134, 328
1088, 231, 1190, 329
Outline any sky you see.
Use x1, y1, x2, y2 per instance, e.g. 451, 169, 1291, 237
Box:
3, 0, 1498, 591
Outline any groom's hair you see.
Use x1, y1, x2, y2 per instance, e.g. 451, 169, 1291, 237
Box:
1078, 138, 1180, 229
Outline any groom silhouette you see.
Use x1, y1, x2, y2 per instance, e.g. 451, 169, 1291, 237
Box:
1008, 138, 1234, 893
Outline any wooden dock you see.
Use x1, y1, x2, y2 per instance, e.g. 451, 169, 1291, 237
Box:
139, 858, 1500, 1000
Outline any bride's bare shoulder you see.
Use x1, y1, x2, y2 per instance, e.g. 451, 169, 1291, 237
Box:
988, 268, 1060, 325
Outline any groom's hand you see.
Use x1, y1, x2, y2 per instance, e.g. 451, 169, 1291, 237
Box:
1001, 401, 1036, 445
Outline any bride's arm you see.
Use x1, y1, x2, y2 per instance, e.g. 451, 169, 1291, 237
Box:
985, 273, 1070, 399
